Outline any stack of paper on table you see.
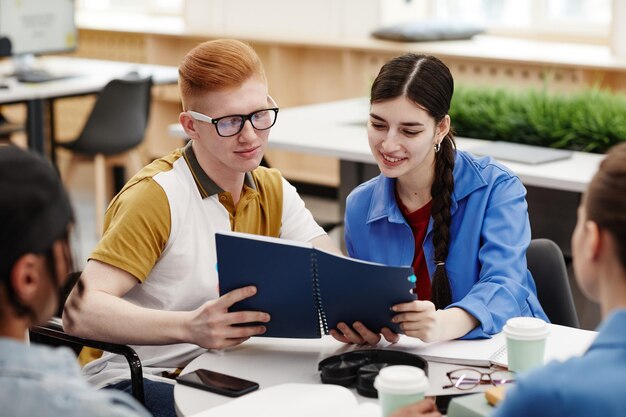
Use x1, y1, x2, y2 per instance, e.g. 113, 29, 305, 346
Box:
387, 323, 597, 368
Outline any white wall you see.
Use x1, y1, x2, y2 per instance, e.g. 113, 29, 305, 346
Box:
185, 0, 383, 38
611, 0, 626, 57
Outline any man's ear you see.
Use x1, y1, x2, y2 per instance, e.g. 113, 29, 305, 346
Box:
179, 112, 201, 141
10, 254, 42, 304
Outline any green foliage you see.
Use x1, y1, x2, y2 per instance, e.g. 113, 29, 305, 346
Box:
449, 86, 626, 153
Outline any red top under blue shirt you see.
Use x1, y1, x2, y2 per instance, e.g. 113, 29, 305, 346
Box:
396, 197, 432, 301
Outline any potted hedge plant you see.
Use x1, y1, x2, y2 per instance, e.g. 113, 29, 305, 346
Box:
449, 86, 626, 154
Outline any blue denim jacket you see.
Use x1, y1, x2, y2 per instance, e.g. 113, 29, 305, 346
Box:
345, 150, 548, 339
0, 338, 150, 417
492, 310, 626, 417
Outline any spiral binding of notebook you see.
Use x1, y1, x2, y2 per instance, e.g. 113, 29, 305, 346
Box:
310, 252, 328, 336
488, 344, 508, 367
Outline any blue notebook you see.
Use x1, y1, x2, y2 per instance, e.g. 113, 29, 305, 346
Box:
216, 231, 415, 338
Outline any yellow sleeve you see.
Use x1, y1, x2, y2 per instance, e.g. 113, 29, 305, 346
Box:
89, 178, 170, 282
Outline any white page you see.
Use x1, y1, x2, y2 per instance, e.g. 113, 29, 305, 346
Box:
217, 230, 313, 249
190, 383, 360, 417
388, 333, 507, 367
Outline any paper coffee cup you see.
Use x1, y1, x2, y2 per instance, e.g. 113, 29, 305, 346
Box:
503, 317, 549, 373
374, 365, 428, 417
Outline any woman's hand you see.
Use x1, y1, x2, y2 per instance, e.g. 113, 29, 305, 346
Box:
329, 303, 478, 345
389, 398, 441, 417
329, 321, 399, 345
392, 302, 479, 343
391, 300, 442, 343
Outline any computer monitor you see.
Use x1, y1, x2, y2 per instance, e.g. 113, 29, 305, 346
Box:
0, 0, 77, 56
0, 0, 77, 81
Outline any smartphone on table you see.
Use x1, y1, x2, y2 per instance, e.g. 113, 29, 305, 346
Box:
436, 393, 473, 414
176, 368, 260, 397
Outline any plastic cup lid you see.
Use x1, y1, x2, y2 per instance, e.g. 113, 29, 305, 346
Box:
374, 365, 428, 395
503, 317, 550, 340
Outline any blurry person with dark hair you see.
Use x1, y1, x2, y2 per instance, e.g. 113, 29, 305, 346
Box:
0, 145, 149, 417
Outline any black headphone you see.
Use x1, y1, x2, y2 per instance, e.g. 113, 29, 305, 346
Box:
318, 349, 428, 398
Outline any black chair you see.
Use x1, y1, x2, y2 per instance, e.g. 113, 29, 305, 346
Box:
29, 271, 145, 404
56, 75, 153, 235
527, 238, 580, 328
0, 111, 24, 141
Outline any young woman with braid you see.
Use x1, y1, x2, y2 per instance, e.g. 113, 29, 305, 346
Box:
331, 54, 547, 345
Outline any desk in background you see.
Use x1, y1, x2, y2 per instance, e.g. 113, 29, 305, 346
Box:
0, 56, 179, 158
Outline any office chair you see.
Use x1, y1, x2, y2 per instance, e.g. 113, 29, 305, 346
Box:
29, 271, 145, 404
56, 75, 153, 235
526, 238, 580, 328
0, 111, 24, 141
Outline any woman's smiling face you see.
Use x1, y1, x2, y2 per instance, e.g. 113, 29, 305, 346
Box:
367, 96, 448, 179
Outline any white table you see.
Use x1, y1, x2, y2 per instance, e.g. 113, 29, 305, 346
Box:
173, 337, 465, 417
169, 97, 604, 195
173, 323, 596, 417
0, 56, 179, 156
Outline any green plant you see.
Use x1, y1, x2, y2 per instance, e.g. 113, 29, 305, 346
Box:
449, 86, 626, 153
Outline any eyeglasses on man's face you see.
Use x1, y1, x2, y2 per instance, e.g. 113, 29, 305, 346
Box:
187, 96, 279, 137
442, 368, 515, 390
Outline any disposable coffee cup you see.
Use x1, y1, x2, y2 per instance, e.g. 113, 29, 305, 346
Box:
374, 365, 428, 417
503, 317, 549, 373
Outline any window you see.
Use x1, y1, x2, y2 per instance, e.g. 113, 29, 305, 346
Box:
76, 0, 616, 44
77, 0, 183, 16
382, 0, 612, 42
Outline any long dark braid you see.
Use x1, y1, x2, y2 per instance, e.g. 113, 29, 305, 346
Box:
371, 53, 456, 309
430, 134, 456, 309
